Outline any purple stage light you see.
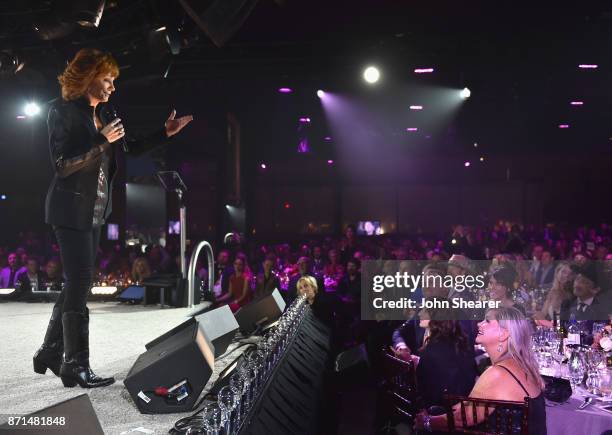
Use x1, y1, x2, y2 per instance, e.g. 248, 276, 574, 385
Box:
324, 136, 332, 141
327, 159, 334, 165
570, 101, 584, 106
464, 161, 471, 167
414, 68, 434, 74
406, 127, 418, 132
317, 90, 325, 98
260, 163, 267, 169
578, 64, 598, 69
278, 87, 293, 93
559, 124, 570, 129
409, 105, 423, 110
299, 117, 311, 123
16, 115, 26, 119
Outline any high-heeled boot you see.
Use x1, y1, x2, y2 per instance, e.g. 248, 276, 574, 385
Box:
59, 311, 115, 388
33, 304, 63, 376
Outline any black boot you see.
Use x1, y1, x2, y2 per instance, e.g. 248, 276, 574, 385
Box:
33, 305, 63, 376
60, 311, 115, 388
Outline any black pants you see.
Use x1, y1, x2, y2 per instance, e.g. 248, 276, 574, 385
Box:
53, 226, 101, 313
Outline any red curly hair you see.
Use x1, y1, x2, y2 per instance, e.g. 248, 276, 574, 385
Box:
58, 48, 119, 101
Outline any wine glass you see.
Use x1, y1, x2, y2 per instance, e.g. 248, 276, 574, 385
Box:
229, 372, 245, 422
202, 403, 225, 435
217, 386, 237, 435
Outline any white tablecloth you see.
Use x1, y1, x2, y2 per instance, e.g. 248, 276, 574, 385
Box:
545, 387, 612, 435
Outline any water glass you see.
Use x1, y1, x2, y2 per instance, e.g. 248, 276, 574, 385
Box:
567, 350, 585, 391
598, 368, 612, 400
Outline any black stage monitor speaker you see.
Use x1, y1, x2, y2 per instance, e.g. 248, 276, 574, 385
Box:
234, 289, 286, 334
124, 322, 215, 414
145, 305, 239, 358
0, 394, 103, 434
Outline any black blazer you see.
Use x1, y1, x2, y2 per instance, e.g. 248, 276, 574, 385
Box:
45, 97, 169, 230
560, 293, 611, 322
416, 338, 477, 408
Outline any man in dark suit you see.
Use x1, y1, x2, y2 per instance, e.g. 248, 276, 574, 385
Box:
561, 263, 610, 323
534, 250, 555, 288
16, 258, 46, 299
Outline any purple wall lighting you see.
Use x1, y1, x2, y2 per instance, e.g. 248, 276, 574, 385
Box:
297, 138, 310, 153
278, 87, 293, 93
558, 124, 570, 129
578, 64, 598, 69
410, 105, 423, 110
414, 68, 434, 73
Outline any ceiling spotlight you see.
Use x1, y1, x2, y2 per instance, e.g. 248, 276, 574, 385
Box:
414, 68, 434, 74
473, 142, 478, 148
559, 124, 570, 129
410, 105, 423, 110
278, 87, 293, 94
260, 163, 267, 169
460, 87, 471, 99
578, 64, 598, 69
406, 127, 418, 132
299, 117, 311, 123
317, 90, 325, 98
464, 161, 471, 167
480, 157, 485, 162
24, 102, 41, 117
327, 159, 334, 165
570, 101, 584, 106
363, 66, 380, 84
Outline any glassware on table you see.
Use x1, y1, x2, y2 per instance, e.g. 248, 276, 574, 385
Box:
597, 368, 612, 401
567, 345, 586, 392
229, 372, 245, 423
202, 403, 225, 435
217, 386, 237, 435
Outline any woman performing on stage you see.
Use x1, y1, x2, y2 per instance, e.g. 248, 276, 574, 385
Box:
33, 48, 193, 388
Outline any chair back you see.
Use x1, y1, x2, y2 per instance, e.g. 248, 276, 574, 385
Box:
444, 394, 530, 435
381, 349, 415, 393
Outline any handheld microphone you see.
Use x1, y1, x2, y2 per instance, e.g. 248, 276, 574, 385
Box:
105, 105, 129, 153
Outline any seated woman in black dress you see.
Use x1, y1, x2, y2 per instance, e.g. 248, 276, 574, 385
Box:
415, 307, 477, 409
415, 307, 547, 435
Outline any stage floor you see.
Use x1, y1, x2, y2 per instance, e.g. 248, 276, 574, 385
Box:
0, 300, 212, 434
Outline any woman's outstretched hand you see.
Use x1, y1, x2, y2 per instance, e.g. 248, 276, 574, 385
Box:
165, 109, 193, 137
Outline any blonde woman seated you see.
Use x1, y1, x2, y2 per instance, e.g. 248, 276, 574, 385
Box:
533, 261, 574, 327
415, 307, 546, 434
131, 257, 152, 284
297, 275, 332, 325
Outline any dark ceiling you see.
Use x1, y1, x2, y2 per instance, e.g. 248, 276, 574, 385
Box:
1, 0, 611, 158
